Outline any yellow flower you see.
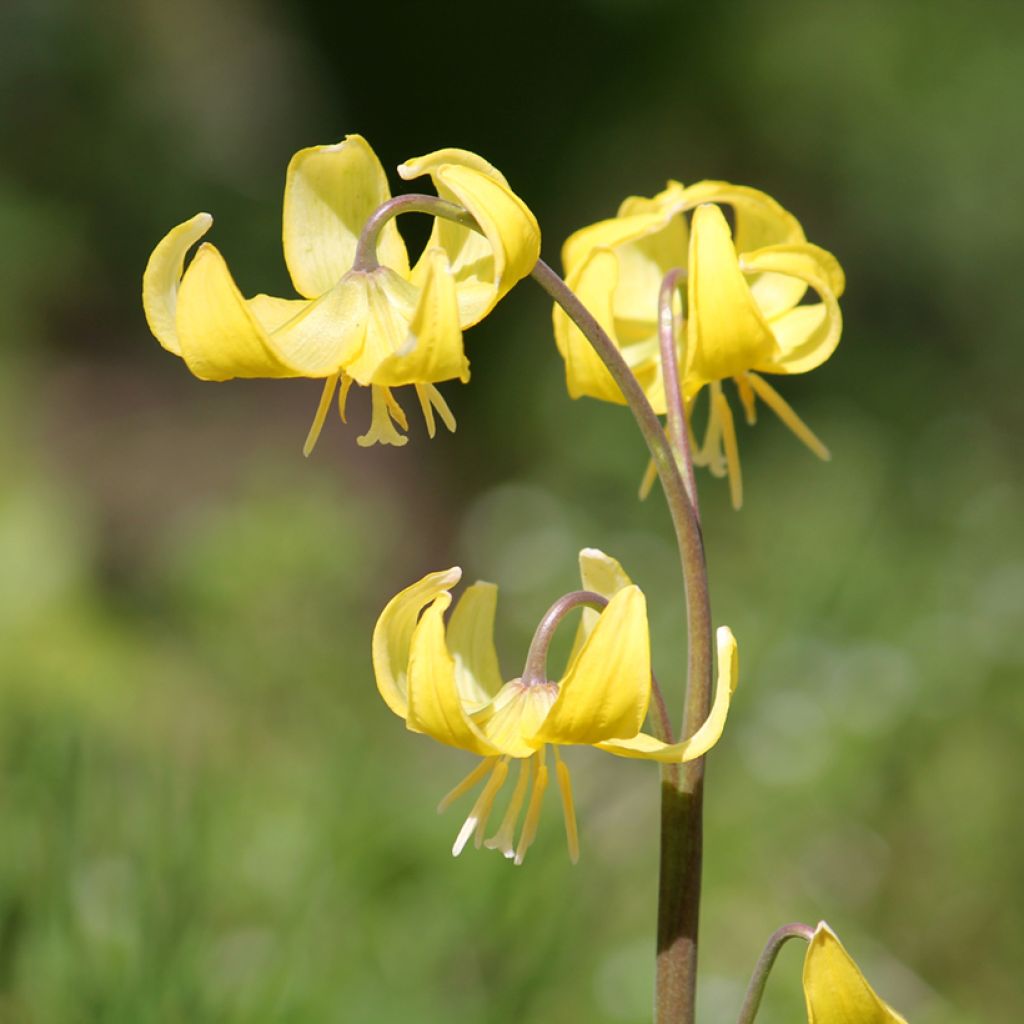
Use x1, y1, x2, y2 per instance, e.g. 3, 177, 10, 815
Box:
553, 181, 845, 506
372, 548, 738, 864
142, 135, 540, 450
803, 923, 909, 1024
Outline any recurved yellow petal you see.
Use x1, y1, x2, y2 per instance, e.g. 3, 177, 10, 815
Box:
568, 547, 635, 662
371, 248, 468, 387
247, 293, 310, 332
142, 212, 212, 356
406, 593, 501, 757
678, 181, 804, 252
447, 581, 504, 711
561, 208, 678, 278
282, 135, 409, 299
579, 547, 633, 598
685, 204, 777, 384
615, 179, 687, 220
176, 244, 367, 380
598, 626, 738, 762
535, 586, 650, 746
553, 248, 627, 404
268, 273, 370, 374
609, 208, 686, 329
175, 244, 298, 380
398, 149, 540, 325
372, 568, 462, 719
677, 181, 809, 316
744, 243, 844, 375
803, 923, 909, 1024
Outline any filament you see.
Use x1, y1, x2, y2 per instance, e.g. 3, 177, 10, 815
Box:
302, 373, 339, 457
554, 749, 580, 864
484, 758, 532, 859
744, 372, 830, 460
453, 757, 509, 857
514, 750, 549, 866
437, 757, 496, 813
713, 386, 743, 509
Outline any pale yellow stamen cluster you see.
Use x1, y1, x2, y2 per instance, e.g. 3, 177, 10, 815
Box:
303, 376, 456, 454
691, 372, 830, 509
440, 745, 578, 866
640, 372, 832, 508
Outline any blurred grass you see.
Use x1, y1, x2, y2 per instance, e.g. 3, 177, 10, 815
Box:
1, 0, 1022, 1021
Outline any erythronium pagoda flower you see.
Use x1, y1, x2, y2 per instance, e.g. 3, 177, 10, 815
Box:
552, 181, 845, 507
142, 135, 540, 450
803, 923, 909, 1024
372, 548, 738, 864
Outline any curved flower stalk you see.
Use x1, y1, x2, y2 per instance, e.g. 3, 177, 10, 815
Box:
372, 548, 738, 864
803, 923, 909, 1024
142, 135, 540, 450
552, 180, 845, 506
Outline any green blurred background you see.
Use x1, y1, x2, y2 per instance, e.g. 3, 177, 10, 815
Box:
1, 0, 1021, 1020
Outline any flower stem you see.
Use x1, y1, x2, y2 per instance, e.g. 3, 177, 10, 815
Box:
521, 589, 606, 686
735, 923, 814, 1024
531, 259, 713, 1024
658, 268, 699, 517
351, 194, 475, 271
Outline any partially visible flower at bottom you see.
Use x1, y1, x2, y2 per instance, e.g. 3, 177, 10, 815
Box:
372, 548, 739, 864
804, 923, 909, 1024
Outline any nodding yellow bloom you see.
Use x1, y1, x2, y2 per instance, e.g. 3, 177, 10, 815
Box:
372, 548, 738, 864
142, 135, 539, 451
803, 923, 909, 1024
553, 181, 844, 507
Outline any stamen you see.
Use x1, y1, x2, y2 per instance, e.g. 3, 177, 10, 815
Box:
413, 383, 457, 440
554, 749, 580, 864
686, 412, 702, 458
699, 384, 727, 478
337, 373, 354, 423
423, 383, 456, 433
713, 387, 743, 509
745, 372, 830, 461
638, 457, 658, 501
414, 384, 436, 438
452, 757, 509, 857
302, 373, 339, 457
383, 387, 409, 430
437, 757, 496, 814
734, 375, 758, 425
514, 749, 549, 866
358, 386, 409, 447
484, 757, 532, 859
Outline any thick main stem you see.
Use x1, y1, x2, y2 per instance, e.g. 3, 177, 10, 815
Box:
531, 260, 713, 1024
